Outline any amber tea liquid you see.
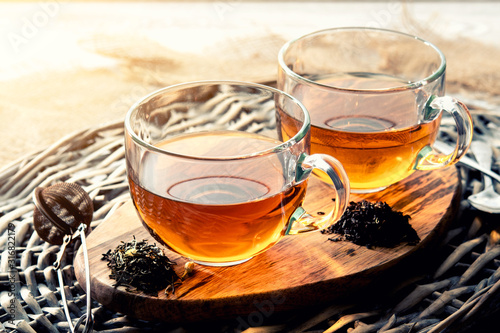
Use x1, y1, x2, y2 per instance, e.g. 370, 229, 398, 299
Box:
290, 73, 441, 191
129, 131, 307, 265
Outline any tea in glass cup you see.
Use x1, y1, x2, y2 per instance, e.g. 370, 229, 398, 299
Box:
124, 81, 350, 266
278, 27, 473, 193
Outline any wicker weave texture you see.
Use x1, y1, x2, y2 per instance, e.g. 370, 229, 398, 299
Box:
1, 97, 500, 332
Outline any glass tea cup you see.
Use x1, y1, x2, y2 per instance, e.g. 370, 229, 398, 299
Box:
124, 81, 350, 266
278, 27, 473, 193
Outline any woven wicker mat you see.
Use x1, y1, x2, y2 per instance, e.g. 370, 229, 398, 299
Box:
1, 94, 500, 333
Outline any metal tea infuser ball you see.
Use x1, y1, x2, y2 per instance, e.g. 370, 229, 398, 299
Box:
33, 182, 94, 333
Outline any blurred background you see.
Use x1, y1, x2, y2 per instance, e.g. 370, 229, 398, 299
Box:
0, 0, 499, 166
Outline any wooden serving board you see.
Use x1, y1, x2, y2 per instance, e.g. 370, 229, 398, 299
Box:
75, 166, 461, 323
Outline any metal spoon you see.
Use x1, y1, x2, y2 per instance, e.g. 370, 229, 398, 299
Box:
467, 141, 500, 214
433, 140, 500, 184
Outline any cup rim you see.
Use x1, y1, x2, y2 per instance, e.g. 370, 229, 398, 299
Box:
125, 80, 311, 161
278, 27, 447, 93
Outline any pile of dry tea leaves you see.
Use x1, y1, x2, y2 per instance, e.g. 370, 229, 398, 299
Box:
322, 200, 420, 248
102, 237, 179, 295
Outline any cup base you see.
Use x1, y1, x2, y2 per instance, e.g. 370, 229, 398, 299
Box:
351, 186, 388, 194
192, 257, 252, 267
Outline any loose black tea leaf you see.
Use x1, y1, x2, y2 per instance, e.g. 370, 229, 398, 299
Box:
321, 200, 420, 248
102, 237, 180, 296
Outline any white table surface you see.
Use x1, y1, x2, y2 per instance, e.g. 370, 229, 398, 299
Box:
1, 1, 499, 80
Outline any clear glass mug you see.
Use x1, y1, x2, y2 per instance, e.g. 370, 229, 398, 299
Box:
278, 27, 473, 193
124, 81, 350, 266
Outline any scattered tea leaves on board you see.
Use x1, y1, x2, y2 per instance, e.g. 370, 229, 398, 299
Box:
102, 237, 181, 296
322, 200, 420, 248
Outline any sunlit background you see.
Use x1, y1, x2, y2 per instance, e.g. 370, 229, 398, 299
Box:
1, 1, 498, 80
0, 0, 499, 165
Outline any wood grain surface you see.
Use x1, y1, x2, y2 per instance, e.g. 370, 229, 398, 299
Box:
74, 166, 461, 323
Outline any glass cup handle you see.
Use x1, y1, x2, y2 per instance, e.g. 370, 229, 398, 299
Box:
415, 96, 473, 170
286, 153, 350, 235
